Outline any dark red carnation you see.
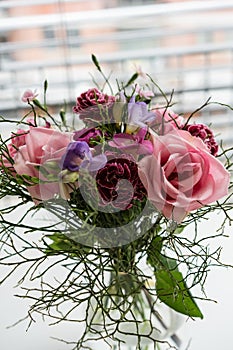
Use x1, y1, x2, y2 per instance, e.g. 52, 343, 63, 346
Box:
96, 156, 146, 210
73, 88, 115, 126
183, 123, 218, 156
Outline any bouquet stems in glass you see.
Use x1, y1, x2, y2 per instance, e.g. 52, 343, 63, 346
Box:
0, 55, 232, 349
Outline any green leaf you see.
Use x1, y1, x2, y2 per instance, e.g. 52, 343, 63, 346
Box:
155, 256, 203, 318
147, 240, 203, 318
174, 225, 185, 234
59, 109, 67, 126
44, 233, 90, 256
15, 173, 40, 185
147, 236, 163, 268
49, 240, 73, 252
45, 233, 73, 252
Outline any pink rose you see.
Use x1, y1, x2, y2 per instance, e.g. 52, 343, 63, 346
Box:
14, 127, 72, 203
1, 129, 28, 169
149, 105, 184, 134
138, 129, 230, 222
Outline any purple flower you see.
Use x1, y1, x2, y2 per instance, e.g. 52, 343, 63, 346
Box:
96, 156, 147, 210
183, 123, 218, 156
127, 96, 155, 128
61, 141, 91, 171
61, 141, 107, 173
108, 128, 153, 157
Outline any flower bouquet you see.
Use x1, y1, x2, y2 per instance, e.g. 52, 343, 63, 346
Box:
0, 55, 232, 349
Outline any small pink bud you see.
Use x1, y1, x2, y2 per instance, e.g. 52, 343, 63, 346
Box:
21, 89, 38, 103
135, 84, 154, 99
133, 63, 147, 79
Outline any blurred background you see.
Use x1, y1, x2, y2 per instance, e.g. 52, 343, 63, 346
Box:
0, 0, 233, 349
